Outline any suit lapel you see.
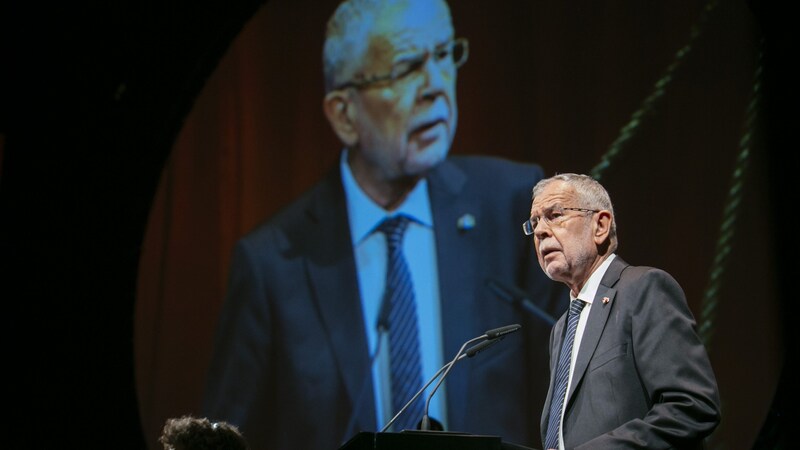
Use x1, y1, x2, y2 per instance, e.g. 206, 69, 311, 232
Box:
299, 168, 375, 429
566, 257, 628, 404
426, 161, 481, 429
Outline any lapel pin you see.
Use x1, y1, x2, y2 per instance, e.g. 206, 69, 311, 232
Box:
457, 213, 476, 232
602, 297, 610, 304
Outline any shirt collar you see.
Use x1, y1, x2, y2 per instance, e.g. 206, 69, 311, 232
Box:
571, 253, 617, 305
340, 149, 433, 245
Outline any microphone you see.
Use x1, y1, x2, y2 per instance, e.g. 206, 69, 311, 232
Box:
379, 327, 516, 433
419, 324, 522, 431
463, 334, 505, 357
340, 295, 392, 443
486, 323, 521, 339
486, 278, 556, 326
376, 292, 392, 333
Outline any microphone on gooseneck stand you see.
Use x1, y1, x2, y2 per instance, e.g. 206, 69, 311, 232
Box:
419, 324, 522, 431
340, 297, 393, 443
486, 278, 556, 326
463, 334, 505, 357
485, 323, 523, 339
379, 327, 516, 433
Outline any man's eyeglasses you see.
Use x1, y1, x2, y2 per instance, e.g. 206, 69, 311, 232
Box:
335, 38, 469, 90
522, 206, 599, 235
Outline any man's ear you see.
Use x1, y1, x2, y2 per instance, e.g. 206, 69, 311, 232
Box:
323, 90, 358, 147
593, 210, 612, 245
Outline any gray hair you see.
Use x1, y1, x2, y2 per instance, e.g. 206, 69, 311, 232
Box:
532, 173, 618, 250
322, 0, 380, 92
322, 0, 452, 92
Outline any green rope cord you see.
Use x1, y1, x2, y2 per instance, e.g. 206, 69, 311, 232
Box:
698, 44, 762, 350
590, 0, 720, 181
585, 0, 759, 348
581, 3, 763, 448
699, 46, 762, 450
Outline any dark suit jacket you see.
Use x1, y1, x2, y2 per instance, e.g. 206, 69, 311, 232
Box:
540, 256, 721, 450
203, 155, 566, 450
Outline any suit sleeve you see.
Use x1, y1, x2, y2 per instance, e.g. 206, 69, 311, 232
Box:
579, 269, 721, 449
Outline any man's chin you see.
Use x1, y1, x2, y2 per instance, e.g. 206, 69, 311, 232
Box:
544, 263, 568, 283
405, 145, 448, 175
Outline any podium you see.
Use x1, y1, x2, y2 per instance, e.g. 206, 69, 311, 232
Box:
339, 431, 536, 450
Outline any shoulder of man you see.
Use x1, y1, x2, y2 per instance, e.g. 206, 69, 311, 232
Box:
447, 154, 544, 177
615, 261, 685, 299
441, 154, 545, 191
242, 166, 342, 243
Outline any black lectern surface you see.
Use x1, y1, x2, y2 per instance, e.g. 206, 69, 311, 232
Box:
339, 431, 536, 450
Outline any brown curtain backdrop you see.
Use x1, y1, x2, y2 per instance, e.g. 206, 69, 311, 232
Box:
135, 0, 779, 448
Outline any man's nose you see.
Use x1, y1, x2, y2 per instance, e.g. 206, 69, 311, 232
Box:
534, 221, 553, 239
418, 55, 450, 97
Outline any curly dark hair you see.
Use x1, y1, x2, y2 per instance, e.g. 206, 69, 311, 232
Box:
159, 415, 249, 450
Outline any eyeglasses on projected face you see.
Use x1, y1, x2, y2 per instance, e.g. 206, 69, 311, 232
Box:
335, 38, 469, 90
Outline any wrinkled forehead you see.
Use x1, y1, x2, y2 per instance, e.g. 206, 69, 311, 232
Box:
531, 182, 577, 212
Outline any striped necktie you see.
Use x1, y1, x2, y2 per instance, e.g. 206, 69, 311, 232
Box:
378, 215, 424, 431
544, 299, 586, 449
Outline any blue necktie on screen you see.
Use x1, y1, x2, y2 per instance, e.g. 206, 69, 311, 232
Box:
378, 215, 424, 431
544, 299, 586, 449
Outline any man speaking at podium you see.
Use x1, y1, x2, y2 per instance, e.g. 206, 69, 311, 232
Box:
202, 1, 564, 449
527, 174, 721, 449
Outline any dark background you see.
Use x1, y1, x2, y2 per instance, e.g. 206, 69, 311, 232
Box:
1, 0, 793, 448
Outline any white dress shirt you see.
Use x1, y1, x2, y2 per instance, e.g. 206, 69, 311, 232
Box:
557, 253, 617, 450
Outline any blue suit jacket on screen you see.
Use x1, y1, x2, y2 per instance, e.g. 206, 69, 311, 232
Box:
203, 155, 566, 450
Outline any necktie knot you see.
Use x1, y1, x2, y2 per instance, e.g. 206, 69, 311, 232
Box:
569, 299, 587, 317
378, 215, 410, 249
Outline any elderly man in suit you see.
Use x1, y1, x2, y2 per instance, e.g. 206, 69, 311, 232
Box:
525, 173, 721, 449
